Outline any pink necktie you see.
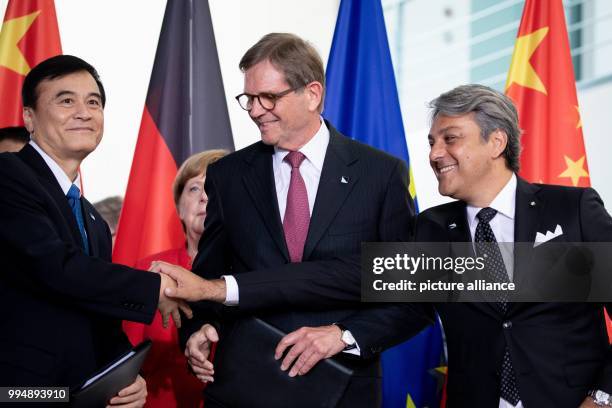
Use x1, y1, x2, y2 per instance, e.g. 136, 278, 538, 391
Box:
283, 151, 310, 262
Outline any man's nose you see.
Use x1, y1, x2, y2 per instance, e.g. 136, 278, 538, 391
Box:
73, 100, 92, 120
249, 97, 267, 118
429, 140, 445, 162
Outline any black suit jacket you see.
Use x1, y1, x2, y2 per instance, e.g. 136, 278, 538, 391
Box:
0, 144, 160, 387
183, 123, 429, 406
415, 177, 612, 407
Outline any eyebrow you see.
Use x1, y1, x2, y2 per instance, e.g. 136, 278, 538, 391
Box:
54, 90, 102, 100
428, 125, 462, 138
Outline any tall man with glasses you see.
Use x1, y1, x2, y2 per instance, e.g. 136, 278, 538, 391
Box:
152, 33, 430, 406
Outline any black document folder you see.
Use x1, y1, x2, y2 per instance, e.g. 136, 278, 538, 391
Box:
70, 340, 152, 407
205, 317, 353, 408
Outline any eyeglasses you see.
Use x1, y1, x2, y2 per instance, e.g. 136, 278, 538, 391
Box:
235, 85, 303, 111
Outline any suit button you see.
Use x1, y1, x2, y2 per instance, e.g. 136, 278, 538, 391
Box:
502, 321, 512, 329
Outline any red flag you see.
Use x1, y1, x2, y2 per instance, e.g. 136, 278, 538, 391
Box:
505, 0, 612, 340
112, 0, 234, 267
0, 0, 61, 127
505, 0, 588, 187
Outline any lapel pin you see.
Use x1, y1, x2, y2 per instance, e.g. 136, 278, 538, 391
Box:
530, 201, 536, 207
340, 176, 349, 184
449, 223, 457, 229
89, 213, 96, 221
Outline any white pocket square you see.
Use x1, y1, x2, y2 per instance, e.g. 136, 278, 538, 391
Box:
534, 224, 563, 247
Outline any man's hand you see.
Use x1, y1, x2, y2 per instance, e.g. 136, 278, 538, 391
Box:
579, 397, 600, 408
150, 261, 226, 303
107, 374, 146, 407
185, 324, 219, 383
274, 325, 346, 377
157, 272, 193, 328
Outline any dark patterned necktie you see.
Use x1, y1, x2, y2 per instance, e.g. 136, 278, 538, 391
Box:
67, 184, 90, 255
475, 207, 520, 405
283, 151, 309, 262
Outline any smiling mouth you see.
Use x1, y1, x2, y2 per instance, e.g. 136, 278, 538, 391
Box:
68, 127, 94, 132
435, 164, 457, 176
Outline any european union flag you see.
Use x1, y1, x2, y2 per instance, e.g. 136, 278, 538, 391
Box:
324, 0, 445, 407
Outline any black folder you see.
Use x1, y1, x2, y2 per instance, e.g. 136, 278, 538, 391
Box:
205, 317, 353, 408
70, 340, 152, 407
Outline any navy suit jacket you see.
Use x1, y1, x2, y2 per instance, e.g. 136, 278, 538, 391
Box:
415, 177, 612, 407
182, 123, 429, 405
0, 144, 160, 387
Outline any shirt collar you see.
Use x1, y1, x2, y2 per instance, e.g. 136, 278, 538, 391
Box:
273, 118, 330, 171
466, 173, 516, 229
29, 140, 81, 196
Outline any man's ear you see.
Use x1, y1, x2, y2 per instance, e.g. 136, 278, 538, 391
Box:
23, 107, 35, 134
490, 129, 508, 159
305, 81, 323, 112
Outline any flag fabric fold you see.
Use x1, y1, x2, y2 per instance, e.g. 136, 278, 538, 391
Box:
113, 0, 234, 267
324, 1, 443, 406
505, 0, 589, 188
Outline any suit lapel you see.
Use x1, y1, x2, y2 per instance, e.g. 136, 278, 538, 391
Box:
511, 177, 543, 308
17, 145, 84, 248
241, 143, 290, 261
303, 128, 359, 260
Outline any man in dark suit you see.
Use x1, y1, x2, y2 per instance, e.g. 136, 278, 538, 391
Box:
153, 33, 429, 406
416, 84, 612, 407
0, 55, 188, 405
292, 84, 612, 407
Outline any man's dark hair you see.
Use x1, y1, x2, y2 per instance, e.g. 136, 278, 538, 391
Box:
0, 126, 30, 144
22, 55, 106, 109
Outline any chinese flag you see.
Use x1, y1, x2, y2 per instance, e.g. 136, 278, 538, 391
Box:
505, 0, 588, 187
0, 0, 61, 128
506, 0, 612, 340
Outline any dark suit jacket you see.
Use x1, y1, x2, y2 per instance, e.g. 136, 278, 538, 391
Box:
415, 177, 612, 407
0, 144, 160, 387
183, 123, 429, 406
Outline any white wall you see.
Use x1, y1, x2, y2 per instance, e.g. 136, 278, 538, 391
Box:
1, 0, 610, 211
0, 0, 339, 202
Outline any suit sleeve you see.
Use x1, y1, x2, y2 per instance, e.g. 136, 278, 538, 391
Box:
0, 156, 160, 324
581, 188, 612, 392
233, 158, 415, 311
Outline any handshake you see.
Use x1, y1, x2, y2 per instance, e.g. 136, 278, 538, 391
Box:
149, 261, 227, 328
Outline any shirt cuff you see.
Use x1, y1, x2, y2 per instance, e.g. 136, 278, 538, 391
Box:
340, 329, 361, 356
221, 275, 239, 306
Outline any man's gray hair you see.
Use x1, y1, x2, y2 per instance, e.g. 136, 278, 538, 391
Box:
429, 84, 521, 172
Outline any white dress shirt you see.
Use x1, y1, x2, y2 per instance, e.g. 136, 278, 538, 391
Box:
466, 173, 523, 408
223, 120, 329, 305
30, 140, 81, 195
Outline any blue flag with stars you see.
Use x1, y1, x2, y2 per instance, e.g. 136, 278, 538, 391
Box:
323, 0, 445, 407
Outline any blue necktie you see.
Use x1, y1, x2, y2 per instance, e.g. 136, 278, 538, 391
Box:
66, 184, 90, 255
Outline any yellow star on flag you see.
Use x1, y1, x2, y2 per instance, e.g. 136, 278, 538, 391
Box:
505, 27, 549, 95
405, 394, 416, 408
558, 155, 589, 186
575, 105, 582, 129
0, 11, 41, 76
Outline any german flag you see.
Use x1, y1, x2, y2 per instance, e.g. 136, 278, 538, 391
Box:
0, 0, 61, 127
113, 0, 234, 267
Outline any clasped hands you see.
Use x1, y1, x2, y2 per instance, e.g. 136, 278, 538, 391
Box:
149, 261, 227, 328
184, 323, 347, 384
